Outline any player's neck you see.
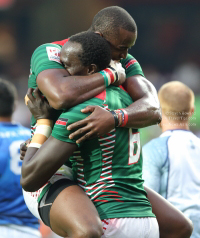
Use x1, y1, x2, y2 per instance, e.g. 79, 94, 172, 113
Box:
0, 116, 12, 122
161, 121, 189, 133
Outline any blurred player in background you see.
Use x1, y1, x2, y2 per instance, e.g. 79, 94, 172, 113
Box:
0, 78, 40, 238
143, 81, 200, 238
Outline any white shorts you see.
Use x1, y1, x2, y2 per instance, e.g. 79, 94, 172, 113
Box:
0, 224, 41, 238
23, 165, 74, 221
101, 217, 159, 238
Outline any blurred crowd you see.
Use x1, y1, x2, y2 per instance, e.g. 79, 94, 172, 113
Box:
0, 1, 200, 237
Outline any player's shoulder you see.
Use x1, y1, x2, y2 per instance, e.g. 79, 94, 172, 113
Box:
12, 123, 31, 137
31, 43, 61, 58
144, 135, 170, 149
169, 130, 200, 147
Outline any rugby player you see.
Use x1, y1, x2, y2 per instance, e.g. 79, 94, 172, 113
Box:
143, 81, 199, 238
21, 6, 193, 238
22, 31, 159, 238
0, 79, 40, 238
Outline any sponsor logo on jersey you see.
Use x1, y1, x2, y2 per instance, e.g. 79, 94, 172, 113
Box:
46, 46, 61, 64
125, 59, 137, 69
55, 118, 68, 126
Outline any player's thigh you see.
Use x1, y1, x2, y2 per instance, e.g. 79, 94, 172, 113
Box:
102, 217, 159, 238
49, 181, 103, 238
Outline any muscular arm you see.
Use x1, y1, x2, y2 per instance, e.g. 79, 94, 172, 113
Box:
68, 74, 162, 143
122, 74, 161, 128
21, 136, 77, 192
37, 69, 106, 110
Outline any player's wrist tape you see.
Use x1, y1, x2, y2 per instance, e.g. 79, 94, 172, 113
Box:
110, 109, 128, 127
110, 110, 120, 127
99, 67, 118, 87
29, 119, 53, 149
119, 109, 128, 127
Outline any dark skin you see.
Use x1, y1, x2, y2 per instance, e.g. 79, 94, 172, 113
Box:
21, 89, 193, 238
31, 28, 161, 141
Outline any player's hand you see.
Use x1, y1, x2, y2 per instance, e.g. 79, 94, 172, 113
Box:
110, 60, 126, 86
67, 105, 115, 144
26, 88, 59, 121
20, 139, 31, 160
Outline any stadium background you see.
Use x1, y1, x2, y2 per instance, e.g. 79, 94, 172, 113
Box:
0, 0, 199, 237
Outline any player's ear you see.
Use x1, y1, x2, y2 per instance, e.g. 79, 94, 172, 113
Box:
190, 106, 195, 117
94, 31, 103, 38
87, 64, 97, 75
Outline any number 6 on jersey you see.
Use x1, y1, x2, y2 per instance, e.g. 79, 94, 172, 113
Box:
128, 129, 141, 165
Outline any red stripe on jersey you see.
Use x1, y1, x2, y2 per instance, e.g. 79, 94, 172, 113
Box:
119, 85, 127, 92
125, 59, 137, 69
103, 190, 118, 194
56, 120, 67, 126
94, 199, 108, 202
104, 68, 115, 83
52, 38, 69, 46
95, 90, 106, 101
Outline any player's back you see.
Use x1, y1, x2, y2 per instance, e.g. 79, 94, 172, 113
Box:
165, 130, 200, 214
0, 122, 39, 231
64, 86, 155, 220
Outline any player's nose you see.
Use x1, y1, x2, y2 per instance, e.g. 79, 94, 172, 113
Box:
120, 50, 128, 59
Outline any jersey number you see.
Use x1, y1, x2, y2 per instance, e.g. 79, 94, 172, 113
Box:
128, 129, 140, 165
9, 140, 24, 175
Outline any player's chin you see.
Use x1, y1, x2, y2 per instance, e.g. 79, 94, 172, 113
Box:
111, 57, 121, 62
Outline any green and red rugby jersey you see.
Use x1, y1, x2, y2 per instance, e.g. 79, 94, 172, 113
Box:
28, 39, 68, 134
51, 86, 155, 220
28, 37, 144, 131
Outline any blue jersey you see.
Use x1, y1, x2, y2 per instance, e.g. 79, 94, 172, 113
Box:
0, 122, 39, 229
142, 129, 200, 238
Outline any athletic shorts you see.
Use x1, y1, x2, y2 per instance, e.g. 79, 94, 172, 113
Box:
23, 165, 75, 222
101, 217, 159, 238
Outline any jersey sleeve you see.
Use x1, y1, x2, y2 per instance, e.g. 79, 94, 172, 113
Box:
142, 138, 166, 193
120, 54, 144, 78
28, 43, 65, 88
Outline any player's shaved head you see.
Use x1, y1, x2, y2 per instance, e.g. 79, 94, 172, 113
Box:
158, 81, 194, 121
0, 78, 17, 117
89, 6, 137, 39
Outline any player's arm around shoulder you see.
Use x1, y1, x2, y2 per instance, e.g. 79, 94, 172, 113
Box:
121, 54, 161, 128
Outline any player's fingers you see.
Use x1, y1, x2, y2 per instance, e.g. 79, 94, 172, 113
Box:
33, 87, 43, 100
67, 118, 89, 131
26, 88, 35, 102
81, 105, 96, 113
26, 98, 34, 110
76, 131, 95, 144
20, 141, 28, 152
20, 151, 26, 160
69, 126, 91, 140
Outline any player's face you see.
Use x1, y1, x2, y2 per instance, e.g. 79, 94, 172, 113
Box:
106, 28, 137, 61
60, 41, 88, 76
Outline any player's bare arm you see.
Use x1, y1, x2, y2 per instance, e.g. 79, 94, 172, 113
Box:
36, 61, 125, 110
68, 75, 161, 144
21, 135, 77, 192
36, 69, 106, 110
